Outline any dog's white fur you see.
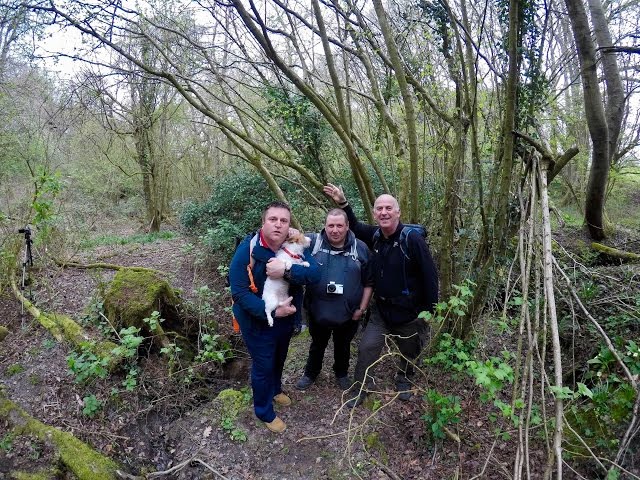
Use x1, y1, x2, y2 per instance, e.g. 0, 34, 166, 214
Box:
263, 233, 310, 326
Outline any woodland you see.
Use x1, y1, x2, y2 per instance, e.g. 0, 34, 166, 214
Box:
0, 0, 639, 479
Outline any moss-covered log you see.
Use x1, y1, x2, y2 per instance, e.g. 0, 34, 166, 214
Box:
592, 242, 640, 262
10, 272, 117, 354
54, 260, 155, 272
0, 390, 122, 480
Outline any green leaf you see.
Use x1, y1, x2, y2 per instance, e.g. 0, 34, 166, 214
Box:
577, 383, 593, 399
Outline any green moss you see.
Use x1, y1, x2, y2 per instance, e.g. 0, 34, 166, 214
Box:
38, 312, 99, 349
364, 432, 388, 465
6, 364, 25, 376
216, 388, 251, 419
0, 325, 9, 341
0, 393, 119, 480
104, 268, 179, 330
12, 468, 60, 480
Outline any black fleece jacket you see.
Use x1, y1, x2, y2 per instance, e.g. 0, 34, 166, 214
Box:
343, 204, 438, 324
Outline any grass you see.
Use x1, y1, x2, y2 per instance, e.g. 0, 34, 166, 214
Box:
550, 165, 640, 231
80, 231, 176, 249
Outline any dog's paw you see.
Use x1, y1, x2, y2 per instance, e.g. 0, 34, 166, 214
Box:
301, 261, 310, 267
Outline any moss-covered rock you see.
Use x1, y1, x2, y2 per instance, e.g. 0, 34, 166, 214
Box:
103, 267, 181, 331
0, 325, 9, 341
216, 388, 251, 419
0, 390, 121, 480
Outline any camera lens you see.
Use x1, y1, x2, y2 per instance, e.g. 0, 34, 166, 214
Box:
327, 283, 336, 293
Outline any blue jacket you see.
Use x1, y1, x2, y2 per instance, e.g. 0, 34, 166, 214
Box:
229, 233, 320, 327
305, 230, 373, 326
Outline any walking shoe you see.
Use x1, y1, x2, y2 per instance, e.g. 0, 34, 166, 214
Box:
265, 416, 286, 433
336, 375, 352, 391
345, 390, 367, 409
295, 375, 315, 390
395, 378, 412, 401
273, 393, 292, 407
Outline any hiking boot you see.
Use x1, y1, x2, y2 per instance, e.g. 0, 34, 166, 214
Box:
336, 375, 352, 391
345, 390, 366, 409
345, 384, 367, 408
295, 375, 315, 390
395, 378, 413, 401
273, 393, 292, 407
265, 416, 286, 433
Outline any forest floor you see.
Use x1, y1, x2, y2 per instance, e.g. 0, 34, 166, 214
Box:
0, 221, 638, 479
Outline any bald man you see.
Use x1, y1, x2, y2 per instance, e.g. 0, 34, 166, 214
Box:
323, 184, 438, 407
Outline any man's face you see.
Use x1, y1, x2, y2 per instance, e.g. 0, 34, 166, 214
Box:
262, 207, 291, 246
325, 214, 349, 247
373, 195, 401, 231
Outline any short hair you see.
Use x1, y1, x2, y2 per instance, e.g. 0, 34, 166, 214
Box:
326, 208, 349, 224
374, 194, 400, 211
262, 201, 291, 222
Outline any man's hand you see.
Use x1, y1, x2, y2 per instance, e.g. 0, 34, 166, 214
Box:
267, 257, 286, 278
275, 297, 296, 317
323, 183, 347, 205
352, 308, 364, 321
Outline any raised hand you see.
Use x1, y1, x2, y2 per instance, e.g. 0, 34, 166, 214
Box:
323, 183, 347, 205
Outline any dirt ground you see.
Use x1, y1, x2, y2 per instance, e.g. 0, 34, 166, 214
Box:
0, 226, 636, 479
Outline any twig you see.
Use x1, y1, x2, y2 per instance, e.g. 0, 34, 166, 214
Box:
370, 457, 403, 480
469, 438, 498, 480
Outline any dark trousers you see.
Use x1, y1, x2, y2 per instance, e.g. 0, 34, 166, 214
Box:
304, 315, 359, 379
353, 305, 429, 385
238, 316, 294, 422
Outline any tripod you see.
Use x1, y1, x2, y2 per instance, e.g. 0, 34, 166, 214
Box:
18, 226, 34, 314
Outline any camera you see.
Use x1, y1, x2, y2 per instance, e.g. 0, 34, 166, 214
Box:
18, 227, 31, 235
326, 281, 344, 295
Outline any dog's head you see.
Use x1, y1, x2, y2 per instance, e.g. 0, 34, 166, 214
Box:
284, 231, 311, 253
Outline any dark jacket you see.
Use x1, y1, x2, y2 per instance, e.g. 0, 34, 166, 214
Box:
305, 230, 373, 327
343, 205, 438, 324
230, 232, 320, 328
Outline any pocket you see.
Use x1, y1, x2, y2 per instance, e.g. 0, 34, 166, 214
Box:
310, 297, 351, 326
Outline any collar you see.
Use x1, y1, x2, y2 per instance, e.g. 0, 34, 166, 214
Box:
282, 246, 303, 259
379, 223, 404, 242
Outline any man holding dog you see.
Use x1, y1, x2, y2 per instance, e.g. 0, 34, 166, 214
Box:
295, 208, 373, 392
229, 201, 320, 433
323, 184, 438, 407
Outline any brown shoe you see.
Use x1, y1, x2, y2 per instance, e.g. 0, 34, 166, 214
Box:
273, 393, 292, 407
265, 416, 286, 433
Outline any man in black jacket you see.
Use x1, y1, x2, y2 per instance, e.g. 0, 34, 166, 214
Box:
295, 209, 373, 392
323, 184, 438, 407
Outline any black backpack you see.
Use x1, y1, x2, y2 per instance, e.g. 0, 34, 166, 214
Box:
371, 224, 427, 259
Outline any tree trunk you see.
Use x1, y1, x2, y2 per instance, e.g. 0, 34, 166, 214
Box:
372, 0, 420, 222
564, 0, 622, 239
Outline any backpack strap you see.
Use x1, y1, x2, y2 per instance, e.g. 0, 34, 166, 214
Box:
247, 233, 259, 293
312, 231, 360, 262
311, 233, 323, 256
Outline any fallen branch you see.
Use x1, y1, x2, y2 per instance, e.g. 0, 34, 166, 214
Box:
54, 259, 156, 272
591, 242, 640, 262
0, 391, 122, 480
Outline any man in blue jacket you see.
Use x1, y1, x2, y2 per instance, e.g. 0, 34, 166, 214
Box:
323, 185, 438, 408
295, 209, 373, 392
229, 201, 320, 433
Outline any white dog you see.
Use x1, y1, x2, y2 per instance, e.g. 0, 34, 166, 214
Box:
263, 232, 310, 327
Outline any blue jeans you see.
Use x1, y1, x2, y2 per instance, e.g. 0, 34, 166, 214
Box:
237, 315, 294, 422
